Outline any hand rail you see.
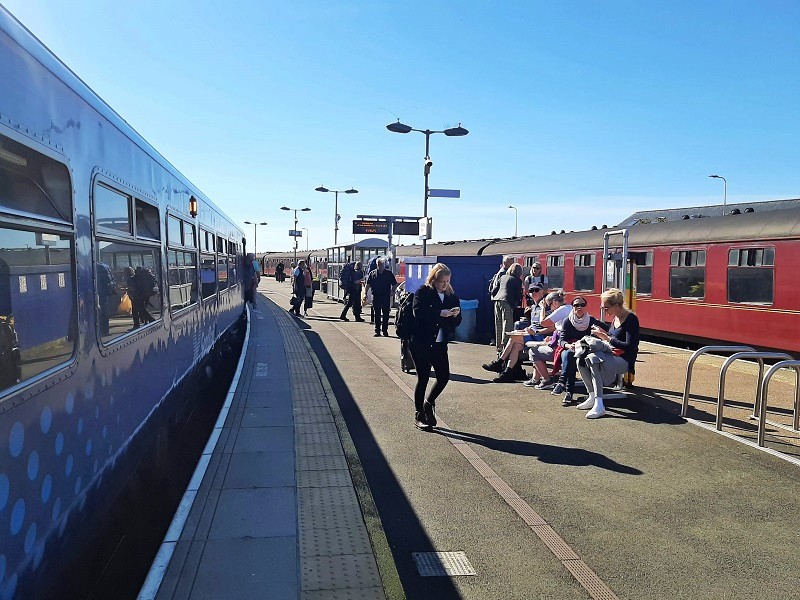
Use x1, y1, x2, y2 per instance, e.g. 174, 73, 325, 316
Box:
681, 346, 754, 417
757, 360, 800, 447
716, 351, 794, 430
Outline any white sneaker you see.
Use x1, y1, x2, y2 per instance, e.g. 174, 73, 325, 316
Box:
586, 398, 605, 419
576, 395, 595, 410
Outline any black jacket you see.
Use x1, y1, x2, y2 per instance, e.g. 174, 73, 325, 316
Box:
411, 285, 462, 346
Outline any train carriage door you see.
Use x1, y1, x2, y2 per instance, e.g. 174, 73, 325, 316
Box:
602, 228, 634, 316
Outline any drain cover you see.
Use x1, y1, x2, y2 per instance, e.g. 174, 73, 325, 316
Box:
413, 552, 476, 577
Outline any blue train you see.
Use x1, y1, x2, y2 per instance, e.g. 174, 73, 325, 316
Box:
0, 7, 246, 598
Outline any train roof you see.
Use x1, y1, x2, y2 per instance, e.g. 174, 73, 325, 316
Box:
618, 198, 800, 226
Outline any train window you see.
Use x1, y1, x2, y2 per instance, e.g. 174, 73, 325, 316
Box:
218, 255, 229, 291
95, 184, 131, 234
0, 133, 72, 222
524, 256, 540, 268
727, 248, 774, 304
546, 255, 564, 289
216, 236, 224, 254
135, 199, 160, 240
97, 241, 162, 342
0, 226, 76, 393
670, 250, 705, 299
200, 253, 217, 299
631, 252, 653, 295
228, 241, 238, 287
168, 215, 182, 246
573, 253, 595, 292
184, 223, 196, 248
167, 250, 199, 309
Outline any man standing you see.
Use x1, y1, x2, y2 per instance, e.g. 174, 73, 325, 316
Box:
490, 255, 515, 356
364, 258, 397, 337
340, 261, 365, 321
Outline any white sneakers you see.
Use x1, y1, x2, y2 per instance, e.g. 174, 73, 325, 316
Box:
577, 394, 605, 418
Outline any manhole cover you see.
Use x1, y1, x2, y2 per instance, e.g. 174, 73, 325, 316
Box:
412, 551, 476, 577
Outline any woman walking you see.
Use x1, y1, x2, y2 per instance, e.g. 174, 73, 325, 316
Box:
410, 263, 462, 430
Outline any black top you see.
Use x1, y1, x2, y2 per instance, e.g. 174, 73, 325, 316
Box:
366, 269, 397, 298
608, 312, 640, 372
559, 316, 607, 345
411, 285, 462, 346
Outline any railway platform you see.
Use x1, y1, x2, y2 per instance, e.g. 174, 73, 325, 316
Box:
146, 275, 800, 599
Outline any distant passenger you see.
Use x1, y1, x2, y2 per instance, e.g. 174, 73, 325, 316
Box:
290, 260, 306, 316
483, 283, 546, 381
243, 253, 257, 308
339, 261, 365, 321
303, 263, 314, 316
490, 260, 523, 354
576, 288, 639, 419
523, 262, 548, 309
364, 258, 397, 337
409, 263, 461, 431
124, 266, 155, 329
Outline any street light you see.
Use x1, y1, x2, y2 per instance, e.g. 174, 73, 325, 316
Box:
243, 220, 267, 255
507, 205, 518, 238
386, 119, 469, 256
302, 227, 309, 251
315, 185, 358, 245
280, 206, 310, 265
708, 174, 727, 215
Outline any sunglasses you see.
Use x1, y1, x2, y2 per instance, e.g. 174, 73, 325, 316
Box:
572, 303, 587, 308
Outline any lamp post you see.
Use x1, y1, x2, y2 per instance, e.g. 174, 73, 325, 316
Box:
315, 186, 358, 245
243, 220, 267, 255
386, 120, 468, 256
507, 205, 518, 238
280, 206, 311, 265
708, 174, 727, 215
302, 227, 309, 251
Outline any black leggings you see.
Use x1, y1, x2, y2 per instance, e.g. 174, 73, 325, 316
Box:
410, 341, 450, 412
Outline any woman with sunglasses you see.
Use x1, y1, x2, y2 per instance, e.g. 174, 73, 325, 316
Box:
550, 296, 607, 405
576, 288, 639, 419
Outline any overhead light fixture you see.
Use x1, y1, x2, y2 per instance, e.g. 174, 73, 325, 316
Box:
189, 196, 198, 217
0, 147, 27, 167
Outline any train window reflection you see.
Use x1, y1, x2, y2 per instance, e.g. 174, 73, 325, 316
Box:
97, 241, 162, 341
168, 250, 198, 309
135, 199, 160, 240
631, 252, 653, 296
95, 184, 131, 234
0, 133, 72, 222
200, 253, 217, 299
546, 255, 564, 289
0, 226, 76, 392
573, 253, 595, 292
670, 250, 705, 299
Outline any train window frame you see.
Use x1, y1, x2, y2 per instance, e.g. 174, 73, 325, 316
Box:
669, 249, 706, 300
166, 212, 199, 314
546, 254, 564, 290
727, 247, 775, 305
0, 128, 74, 225
0, 221, 78, 398
573, 252, 596, 292
92, 177, 164, 345
227, 238, 239, 290
631, 251, 654, 296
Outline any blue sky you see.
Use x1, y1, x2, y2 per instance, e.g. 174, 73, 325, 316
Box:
3, 1, 799, 252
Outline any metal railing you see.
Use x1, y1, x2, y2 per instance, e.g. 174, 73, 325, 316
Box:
757, 360, 800, 447
681, 346, 754, 418
716, 351, 794, 430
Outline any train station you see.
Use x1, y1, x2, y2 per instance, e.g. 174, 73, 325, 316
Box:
2, 3, 800, 599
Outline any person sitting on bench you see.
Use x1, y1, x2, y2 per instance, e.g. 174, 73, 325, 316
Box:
576, 288, 639, 419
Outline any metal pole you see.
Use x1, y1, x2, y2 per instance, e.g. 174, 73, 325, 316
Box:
293, 210, 298, 265
253, 223, 257, 255
423, 131, 431, 257
334, 190, 339, 245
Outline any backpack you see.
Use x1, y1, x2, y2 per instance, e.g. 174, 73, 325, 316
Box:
339, 262, 354, 289
134, 266, 159, 297
97, 262, 117, 297
395, 292, 415, 340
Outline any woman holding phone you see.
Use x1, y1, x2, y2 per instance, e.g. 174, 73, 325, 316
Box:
410, 263, 462, 430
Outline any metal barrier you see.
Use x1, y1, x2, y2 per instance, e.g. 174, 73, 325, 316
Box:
716, 351, 794, 430
757, 360, 800, 447
681, 346, 754, 418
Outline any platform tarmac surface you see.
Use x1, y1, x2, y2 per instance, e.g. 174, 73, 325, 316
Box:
258, 277, 800, 600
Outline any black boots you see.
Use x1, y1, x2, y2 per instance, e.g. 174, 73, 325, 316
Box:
482, 358, 505, 373
423, 401, 437, 427
415, 411, 431, 430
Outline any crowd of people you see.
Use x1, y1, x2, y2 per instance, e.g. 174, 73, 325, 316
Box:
265, 252, 639, 427
484, 255, 639, 420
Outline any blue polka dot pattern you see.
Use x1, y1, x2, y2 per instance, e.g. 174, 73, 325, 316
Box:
24, 523, 36, 554
41, 475, 52, 504
3, 573, 17, 600
40, 406, 52, 434
85, 439, 92, 456
65, 392, 74, 414
10, 499, 25, 536
64, 455, 73, 478
0, 474, 8, 511
51, 497, 60, 522
27, 452, 39, 481
77, 418, 83, 435
0, 553, 5, 583
73, 477, 81, 495
55, 432, 64, 456
8, 423, 23, 458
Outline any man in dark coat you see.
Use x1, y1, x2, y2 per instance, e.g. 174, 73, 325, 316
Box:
364, 258, 397, 336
